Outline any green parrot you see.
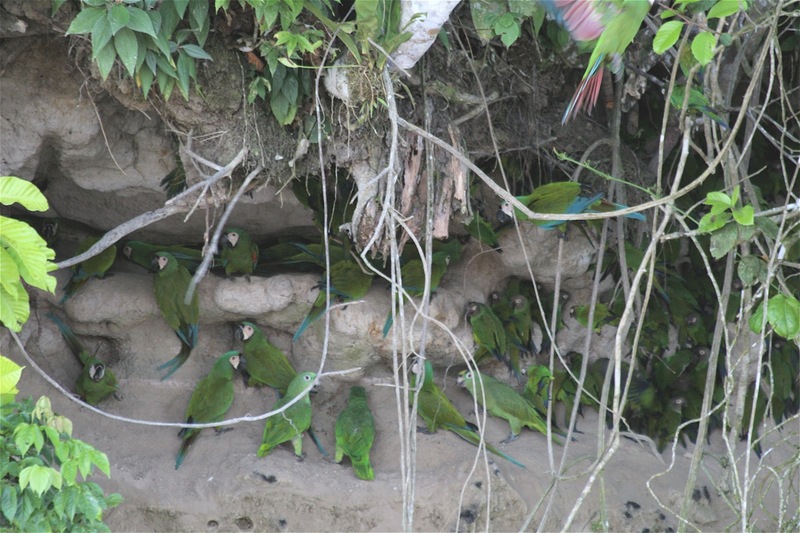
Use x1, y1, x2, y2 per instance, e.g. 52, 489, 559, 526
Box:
465, 211, 501, 250
523, 364, 554, 417
236, 321, 297, 394
466, 302, 507, 364
152, 252, 199, 380
334, 386, 376, 481
295, 259, 374, 341
175, 351, 240, 469
669, 84, 729, 129
382, 251, 450, 337
257, 241, 345, 273
122, 240, 209, 273
497, 181, 645, 227
409, 359, 525, 468
552, 354, 606, 427
220, 227, 259, 276
458, 368, 564, 444
541, 0, 654, 123
46, 312, 118, 406
570, 303, 620, 333
258, 371, 317, 458
503, 295, 536, 379
60, 236, 117, 303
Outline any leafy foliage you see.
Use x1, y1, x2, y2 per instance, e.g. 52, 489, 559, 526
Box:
0, 177, 57, 332
0, 357, 122, 531
58, 0, 213, 100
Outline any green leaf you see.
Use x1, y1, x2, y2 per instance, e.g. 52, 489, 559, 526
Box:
767, 295, 800, 339
732, 205, 754, 225
61, 459, 78, 486
173, 0, 189, 19
0, 216, 57, 292
65, 7, 105, 35
91, 15, 113, 59
691, 31, 716, 65
709, 222, 738, 258
139, 65, 154, 98
114, 27, 139, 77
108, 3, 130, 35
653, 20, 684, 53
708, 0, 745, 19
190, 1, 209, 47
754, 216, 779, 240
1, 484, 18, 523
125, 7, 157, 37
0, 356, 23, 397
737, 255, 765, 286
181, 44, 212, 60
90, 450, 111, 478
0, 245, 21, 295
719, 33, 733, 46
270, 91, 292, 125
705, 190, 732, 207
176, 52, 193, 100
19, 465, 60, 496
52, 0, 69, 16
95, 41, 117, 80
698, 210, 730, 233
470, 0, 506, 43
0, 281, 28, 332
0, 176, 49, 211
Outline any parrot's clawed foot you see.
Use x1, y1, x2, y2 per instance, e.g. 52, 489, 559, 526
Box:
294, 452, 306, 462
214, 427, 234, 435
501, 433, 520, 444
113, 391, 124, 401
417, 426, 433, 435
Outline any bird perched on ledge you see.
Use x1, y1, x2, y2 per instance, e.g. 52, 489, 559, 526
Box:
541, 0, 654, 123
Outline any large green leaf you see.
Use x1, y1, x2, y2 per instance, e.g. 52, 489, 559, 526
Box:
0, 281, 28, 332
107, 3, 130, 35
114, 27, 139, 77
653, 20, 683, 53
125, 6, 157, 37
0, 216, 57, 293
0, 176, 48, 211
65, 6, 105, 35
95, 41, 117, 80
0, 356, 23, 397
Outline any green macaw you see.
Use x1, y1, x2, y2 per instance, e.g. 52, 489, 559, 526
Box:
236, 321, 297, 394
669, 84, 729, 129
334, 386, 376, 481
258, 371, 317, 458
458, 368, 564, 444
409, 359, 525, 468
294, 259, 374, 341
60, 236, 117, 303
497, 181, 645, 228
382, 251, 450, 337
152, 252, 199, 380
46, 312, 118, 405
466, 302, 507, 364
175, 351, 240, 469
121, 240, 209, 273
541, 0, 654, 124
220, 227, 259, 276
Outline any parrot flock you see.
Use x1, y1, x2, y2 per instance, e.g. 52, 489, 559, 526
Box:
36, 0, 774, 484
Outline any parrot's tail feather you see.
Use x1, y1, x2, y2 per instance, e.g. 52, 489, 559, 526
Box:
352, 458, 375, 481
448, 425, 526, 469
307, 427, 328, 457
45, 312, 88, 366
257, 444, 272, 458
158, 343, 192, 380
381, 312, 393, 338
175, 431, 200, 469
293, 306, 323, 342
